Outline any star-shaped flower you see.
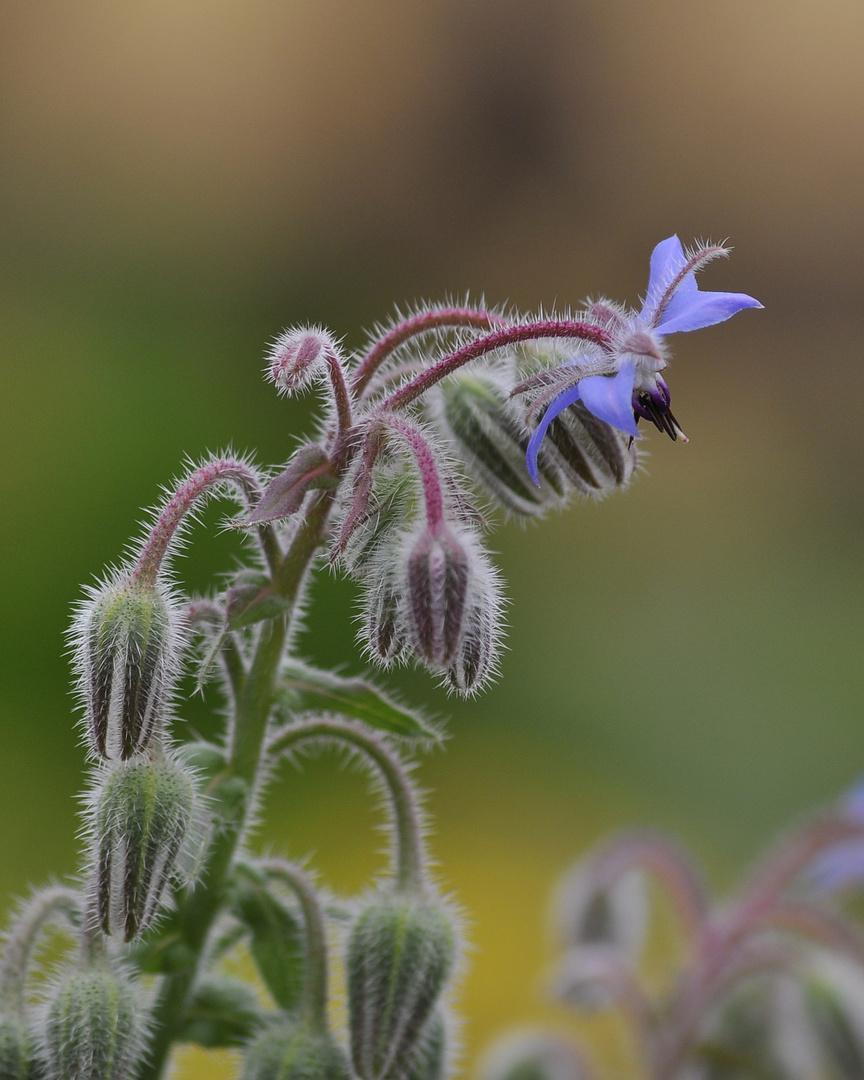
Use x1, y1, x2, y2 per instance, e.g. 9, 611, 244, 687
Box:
524, 237, 762, 484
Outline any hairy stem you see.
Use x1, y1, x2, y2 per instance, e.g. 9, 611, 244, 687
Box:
134, 458, 281, 583
381, 320, 612, 412
352, 307, 507, 398
0, 887, 80, 1012
240, 859, 330, 1033
267, 718, 427, 894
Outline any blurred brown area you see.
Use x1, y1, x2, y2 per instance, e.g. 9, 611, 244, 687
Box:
2, 2, 864, 1075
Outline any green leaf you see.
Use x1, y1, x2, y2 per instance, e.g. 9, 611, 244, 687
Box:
176, 974, 269, 1048
232, 879, 306, 1013
279, 660, 436, 739
225, 569, 294, 631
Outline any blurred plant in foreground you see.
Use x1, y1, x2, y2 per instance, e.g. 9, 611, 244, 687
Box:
0, 239, 772, 1080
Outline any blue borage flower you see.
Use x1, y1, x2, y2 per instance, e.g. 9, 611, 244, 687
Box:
525, 236, 762, 484
808, 777, 864, 894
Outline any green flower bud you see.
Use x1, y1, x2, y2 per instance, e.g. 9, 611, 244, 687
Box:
544, 402, 637, 497
347, 897, 456, 1080
433, 373, 565, 517
90, 755, 195, 941
39, 963, 145, 1080
405, 1011, 446, 1080
0, 1014, 29, 1080
242, 1023, 351, 1080
76, 576, 181, 760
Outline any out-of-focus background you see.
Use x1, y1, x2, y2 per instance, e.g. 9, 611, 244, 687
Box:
2, 1, 864, 1074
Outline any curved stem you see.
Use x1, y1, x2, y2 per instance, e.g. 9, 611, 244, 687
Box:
352, 307, 507, 398
267, 718, 427, 894
134, 458, 280, 583
326, 353, 354, 441
0, 887, 80, 1012
381, 320, 612, 412
239, 859, 330, 1033
381, 416, 446, 531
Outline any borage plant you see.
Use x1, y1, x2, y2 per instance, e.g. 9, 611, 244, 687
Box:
0, 237, 788, 1080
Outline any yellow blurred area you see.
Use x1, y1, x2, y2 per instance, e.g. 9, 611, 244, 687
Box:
3, 1, 864, 1076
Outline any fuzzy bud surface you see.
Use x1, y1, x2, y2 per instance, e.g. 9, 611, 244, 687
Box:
91, 755, 195, 940
347, 897, 456, 1080
78, 577, 179, 760
39, 964, 144, 1080
242, 1024, 351, 1080
401, 526, 472, 668
265, 327, 341, 396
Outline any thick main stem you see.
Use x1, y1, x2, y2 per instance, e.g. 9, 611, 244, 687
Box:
267, 718, 427, 894
140, 493, 335, 1080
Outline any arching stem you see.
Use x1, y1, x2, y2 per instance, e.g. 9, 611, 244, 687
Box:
267, 718, 427, 894
352, 307, 507, 398
0, 887, 80, 1012
381, 320, 612, 412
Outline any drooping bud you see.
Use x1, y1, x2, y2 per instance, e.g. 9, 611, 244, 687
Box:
0, 1014, 30, 1080
405, 1011, 447, 1080
76, 575, 181, 760
432, 372, 566, 517
347, 896, 456, 1080
362, 559, 408, 666
265, 326, 342, 397
542, 402, 637, 497
38, 962, 145, 1080
478, 1031, 592, 1080
241, 1023, 351, 1080
555, 866, 647, 964
445, 554, 504, 696
89, 754, 196, 941
400, 525, 473, 668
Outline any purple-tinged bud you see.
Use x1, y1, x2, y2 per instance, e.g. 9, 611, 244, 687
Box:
432, 372, 566, 517
362, 560, 408, 666
445, 554, 504, 697
401, 525, 472, 668
0, 1014, 29, 1080
544, 403, 637, 497
89, 754, 196, 941
478, 1031, 593, 1080
265, 327, 342, 397
38, 962, 146, 1080
75, 576, 182, 760
347, 896, 456, 1080
241, 1023, 351, 1080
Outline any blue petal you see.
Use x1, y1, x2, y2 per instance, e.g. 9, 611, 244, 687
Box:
655, 290, 762, 335
525, 383, 583, 485
578, 362, 639, 437
809, 840, 864, 894
643, 235, 693, 320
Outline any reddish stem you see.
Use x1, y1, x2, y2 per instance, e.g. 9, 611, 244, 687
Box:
326, 351, 354, 440
383, 415, 446, 531
133, 459, 268, 583
352, 307, 507, 398
382, 320, 613, 412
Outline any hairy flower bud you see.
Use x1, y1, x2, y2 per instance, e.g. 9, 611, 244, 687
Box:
555, 866, 647, 963
347, 896, 456, 1080
405, 1011, 446, 1080
363, 566, 408, 667
445, 558, 503, 696
433, 372, 565, 517
76, 576, 180, 760
0, 1014, 29, 1080
401, 526, 473, 668
38, 963, 145, 1080
542, 402, 637, 497
478, 1031, 591, 1080
89, 755, 196, 941
242, 1023, 351, 1080
265, 326, 342, 396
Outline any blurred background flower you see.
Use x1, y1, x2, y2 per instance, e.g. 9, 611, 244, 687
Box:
2, 2, 864, 1075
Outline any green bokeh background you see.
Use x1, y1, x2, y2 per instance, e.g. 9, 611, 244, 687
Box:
2, 2, 864, 1074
